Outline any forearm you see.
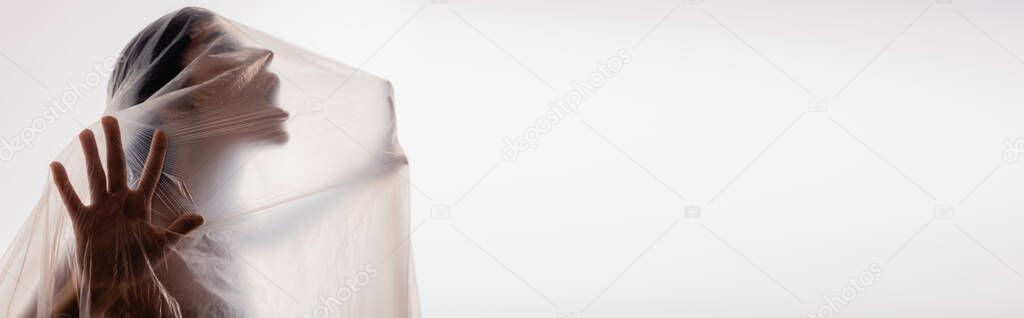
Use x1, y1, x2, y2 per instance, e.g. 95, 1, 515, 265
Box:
49, 279, 120, 317
50, 280, 79, 318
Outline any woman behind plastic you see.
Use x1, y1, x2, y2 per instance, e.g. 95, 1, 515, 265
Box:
2, 7, 419, 317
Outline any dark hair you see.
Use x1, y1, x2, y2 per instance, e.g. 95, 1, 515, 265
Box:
110, 8, 216, 199
108, 7, 215, 109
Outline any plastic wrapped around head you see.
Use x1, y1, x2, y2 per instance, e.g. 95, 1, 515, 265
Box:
0, 7, 417, 318
111, 7, 288, 144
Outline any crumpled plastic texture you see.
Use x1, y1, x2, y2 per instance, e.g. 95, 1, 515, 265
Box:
0, 7, 419, 317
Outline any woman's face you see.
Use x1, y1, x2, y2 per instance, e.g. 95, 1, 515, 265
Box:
164, 18, 289, 145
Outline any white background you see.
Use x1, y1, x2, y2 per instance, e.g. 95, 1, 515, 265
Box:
3, 0, 1024, 317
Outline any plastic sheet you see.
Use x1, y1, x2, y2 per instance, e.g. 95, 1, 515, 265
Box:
0, 7, 419, 317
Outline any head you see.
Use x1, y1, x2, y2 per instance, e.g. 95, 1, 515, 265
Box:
109, 7, 288, 146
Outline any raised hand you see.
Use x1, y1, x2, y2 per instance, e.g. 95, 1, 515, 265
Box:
50, 116, 204, 295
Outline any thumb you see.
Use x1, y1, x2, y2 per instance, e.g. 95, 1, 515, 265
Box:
166, 213, 205, 244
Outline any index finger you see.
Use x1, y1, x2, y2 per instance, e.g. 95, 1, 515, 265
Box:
137, 129, 168, 197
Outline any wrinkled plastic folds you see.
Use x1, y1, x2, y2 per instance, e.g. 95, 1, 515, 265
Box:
0, 7, 418, 317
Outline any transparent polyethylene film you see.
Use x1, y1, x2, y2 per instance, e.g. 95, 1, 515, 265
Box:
0, 7, 418, 317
